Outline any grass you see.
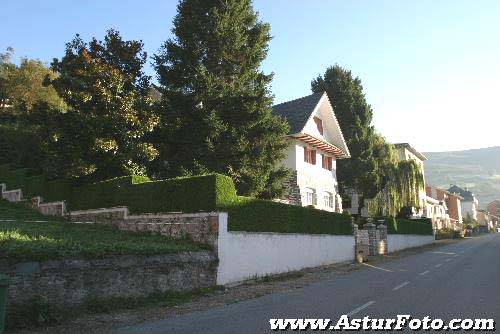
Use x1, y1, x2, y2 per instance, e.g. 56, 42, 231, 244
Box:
0, 198, 59, 221
0, 199, 208, 262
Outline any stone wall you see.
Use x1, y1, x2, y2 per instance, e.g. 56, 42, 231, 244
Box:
354, 223, 388, 261
69, 207, 220, 249
2, 189, 22, 202
280, 171, 302, 206
1, 252, 217, 309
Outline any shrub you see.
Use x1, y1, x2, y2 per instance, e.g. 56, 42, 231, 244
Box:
386, 217, 433, 235
223, 197, 353, 235
1, 165, 352, 235
435, 228, 462, 240
0, 125, 44, 170
0, 166, 236, 213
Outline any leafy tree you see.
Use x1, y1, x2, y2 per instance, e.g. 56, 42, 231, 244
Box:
311, 65, 395, 212
153, 0, 290, 197
42, 30, 158, 180
0, 48, 66, 113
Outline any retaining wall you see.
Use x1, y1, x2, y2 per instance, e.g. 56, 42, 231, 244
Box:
216, 213, 355, 285
387, 234, 435, 253
69, 207, 219, 249
1, 252, 217, 309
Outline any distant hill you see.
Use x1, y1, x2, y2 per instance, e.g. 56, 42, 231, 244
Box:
424, 146, 500, 209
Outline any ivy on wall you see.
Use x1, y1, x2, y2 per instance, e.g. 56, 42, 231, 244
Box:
367, 159, 425, 217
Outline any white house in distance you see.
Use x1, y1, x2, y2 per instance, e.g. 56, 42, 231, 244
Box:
448, 185, 479, 221
272, 92, 350, 213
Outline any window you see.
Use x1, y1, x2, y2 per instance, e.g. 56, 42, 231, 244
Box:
322, 154, 333, 171
313, 117, 323, 135
323, 192, 334, 208
305, 188, 317, 206
304, 147, 316, 165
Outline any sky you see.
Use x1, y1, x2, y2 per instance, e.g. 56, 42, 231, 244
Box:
1, 0, 499, 152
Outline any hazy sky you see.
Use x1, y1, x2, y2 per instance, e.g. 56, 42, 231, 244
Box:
1, 0, 499, 152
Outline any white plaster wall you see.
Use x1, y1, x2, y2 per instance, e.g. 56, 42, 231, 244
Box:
281, 144, 297, 170
387, 234, 435, 253
294, 141, 338, 212
216, 213, 355, 285
461, 201, 477, 221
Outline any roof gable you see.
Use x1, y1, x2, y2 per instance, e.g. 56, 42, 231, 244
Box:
448, 185, 474, 201
272, 92, 324, 134
272, 92, 350, 158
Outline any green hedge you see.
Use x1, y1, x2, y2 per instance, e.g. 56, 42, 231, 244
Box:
223, 197, 353, 235
0, 125, 44, 170
1, 165, 352, 235
386, 217, 433, 235
0, 165, 236, 213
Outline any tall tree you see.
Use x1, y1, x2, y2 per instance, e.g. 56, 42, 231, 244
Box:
42, 30, 158, 180
0, 48, 65, 114
311, 65, 395, 212
153, 0, 290, 197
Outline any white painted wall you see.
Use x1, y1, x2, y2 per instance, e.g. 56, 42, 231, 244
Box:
296, 141, 339, 212
461, 201, 478, 221
387, 234, 435, 253
216, 213, 355, 285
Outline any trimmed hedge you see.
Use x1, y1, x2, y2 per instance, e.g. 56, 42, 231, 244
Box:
1, 165, 353, 235
386, 217, 433, 235
223, 197, 353, 235
0, 165, 236, 213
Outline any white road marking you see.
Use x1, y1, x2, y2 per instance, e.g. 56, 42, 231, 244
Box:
361, 263, 393, 272
431, 251, 455, 255
392, 281, 410, 291
419, 270, 430, 276
346, 301, 375, 317
435, 263, 443, 268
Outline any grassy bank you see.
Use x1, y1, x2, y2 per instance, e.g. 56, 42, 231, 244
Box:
0, 200, 208, 262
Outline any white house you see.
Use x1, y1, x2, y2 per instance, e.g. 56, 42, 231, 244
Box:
448, 185, 479, 221
272, 92, 350, 213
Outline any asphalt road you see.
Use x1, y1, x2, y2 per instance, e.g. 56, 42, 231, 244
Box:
116, 234, 500, 333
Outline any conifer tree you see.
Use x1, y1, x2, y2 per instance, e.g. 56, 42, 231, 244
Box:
153, 0, 290, 197
312, 65, 395, 212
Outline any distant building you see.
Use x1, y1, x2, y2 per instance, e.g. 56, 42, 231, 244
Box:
425, 185, 463, 230
476, 210, 494, 233
448, 185, 479, 221
272, 92, 350, 212
487, 200, 500, 217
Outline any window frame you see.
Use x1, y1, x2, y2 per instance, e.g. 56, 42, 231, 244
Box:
304, 147, 316, 165
321, 154, 333, 171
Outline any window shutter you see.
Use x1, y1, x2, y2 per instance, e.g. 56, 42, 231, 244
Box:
321, 154, 325, 168
314, 117, 323, 135
311, 150, 316, 164
304, 147, 308, 162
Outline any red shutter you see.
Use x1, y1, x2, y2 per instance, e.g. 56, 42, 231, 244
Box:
314, 117, 323, 135
311, 150, 316, 165
328, 157, 333, 171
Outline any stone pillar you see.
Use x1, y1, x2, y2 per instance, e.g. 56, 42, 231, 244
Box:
377, 224, 388, 255
352, 223, 359, 244
365, 223, 377, 256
